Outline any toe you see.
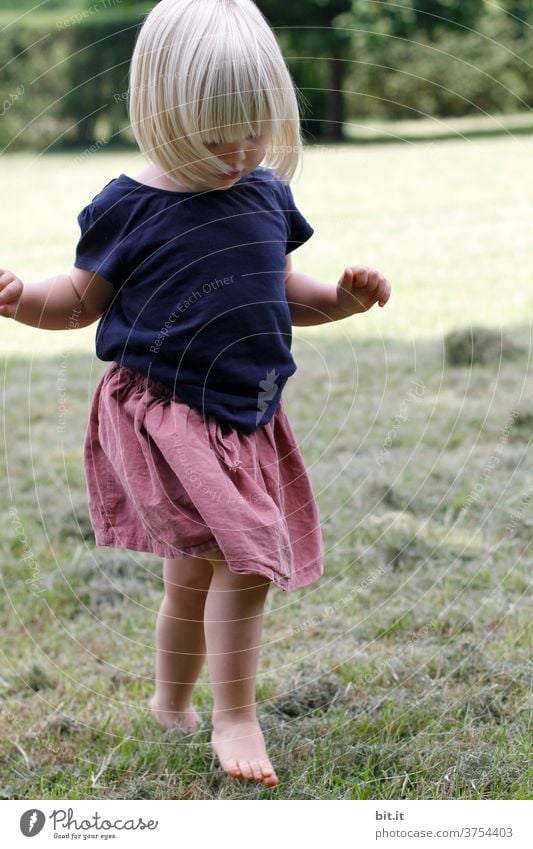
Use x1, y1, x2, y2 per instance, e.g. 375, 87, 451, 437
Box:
212, 744, 240, 778
260, 763, 279, 786
249, 760, 264, 781
224, 758, 241, 777
237, 760, 254, 780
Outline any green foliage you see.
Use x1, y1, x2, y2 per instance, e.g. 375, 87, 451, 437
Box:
57, 13, 143, 146
0, 0, 83, 8
488, 0, 533, 34
258, 1, 353, 139
405, 0, 486, 37
0, 6, 150, 150
0, 16, 69, 152
0, 1, 532, 150
258, 0, 352, 27
259, 0, 532, 137
344, 11, 533, 119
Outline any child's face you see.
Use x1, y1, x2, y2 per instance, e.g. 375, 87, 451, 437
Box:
204, 134, 266, 189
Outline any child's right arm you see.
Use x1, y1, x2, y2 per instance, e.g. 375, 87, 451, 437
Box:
0, 267, 114, 330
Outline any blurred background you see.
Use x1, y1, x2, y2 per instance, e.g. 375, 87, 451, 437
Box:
1, 1, 532, 801
1, 0, 532, 149
1, 0, 531, 351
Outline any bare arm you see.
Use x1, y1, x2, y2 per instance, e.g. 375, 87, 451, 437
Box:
0, 266, 115, 330
284, 254, 391, 326
284, 255, 342, 326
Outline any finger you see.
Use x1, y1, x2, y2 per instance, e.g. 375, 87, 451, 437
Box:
378, 279, 391, 306
0, 281, 20, 301
354, 267, 369, 287
366, 271, 381, 292
0, 301, 17, 318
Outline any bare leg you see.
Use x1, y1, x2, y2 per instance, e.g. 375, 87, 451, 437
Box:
203, 550, 278, 787
150, 553, 213, 730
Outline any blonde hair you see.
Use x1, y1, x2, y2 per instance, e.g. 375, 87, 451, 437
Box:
128, 0, 304, 188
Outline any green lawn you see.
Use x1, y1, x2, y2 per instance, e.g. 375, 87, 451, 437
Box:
1, 134, 532, 799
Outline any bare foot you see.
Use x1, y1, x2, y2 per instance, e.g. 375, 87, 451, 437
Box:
149, 696, 203, 731
211, 717, 279, 787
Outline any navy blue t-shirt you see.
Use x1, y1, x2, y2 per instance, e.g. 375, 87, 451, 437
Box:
74, 166, 314, 433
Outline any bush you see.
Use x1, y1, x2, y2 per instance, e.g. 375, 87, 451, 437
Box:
345, 17, 533, 120
1, 6, 532, 150
0, 8, 149, 151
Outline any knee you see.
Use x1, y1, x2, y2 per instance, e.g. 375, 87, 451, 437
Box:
163, 579, 209, 607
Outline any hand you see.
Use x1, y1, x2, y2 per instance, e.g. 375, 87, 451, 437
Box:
336, 265, 391, 318
0, 268, 24, 319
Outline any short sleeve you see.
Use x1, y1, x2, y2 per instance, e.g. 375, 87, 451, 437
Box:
283, 183, 314, 254
74, 202, 125, 289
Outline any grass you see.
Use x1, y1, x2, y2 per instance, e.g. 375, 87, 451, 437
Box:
343, 111, 533, 144
0, 127, 532, 799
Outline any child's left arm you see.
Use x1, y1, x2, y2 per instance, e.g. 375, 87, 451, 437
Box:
284, 255, 391, 327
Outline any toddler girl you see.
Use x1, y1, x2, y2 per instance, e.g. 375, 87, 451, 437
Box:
0, 0, 390, 788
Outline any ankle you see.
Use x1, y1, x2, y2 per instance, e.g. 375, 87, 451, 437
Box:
152, 689, 195, 711
212, 706, 258, 727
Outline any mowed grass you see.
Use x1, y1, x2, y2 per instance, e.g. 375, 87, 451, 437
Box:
1, 132, 532, 800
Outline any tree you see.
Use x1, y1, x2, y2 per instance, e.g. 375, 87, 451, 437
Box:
258, 1, 490, 139
342, 1, 486, 43
257, 1, 353, 141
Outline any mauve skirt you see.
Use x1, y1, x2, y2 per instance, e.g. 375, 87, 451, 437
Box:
83, 363, 324, 592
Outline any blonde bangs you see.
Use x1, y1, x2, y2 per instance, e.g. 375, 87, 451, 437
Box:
129, 0, 303, 188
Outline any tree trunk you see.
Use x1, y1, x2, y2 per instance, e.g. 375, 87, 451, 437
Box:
324, 56, 345, 141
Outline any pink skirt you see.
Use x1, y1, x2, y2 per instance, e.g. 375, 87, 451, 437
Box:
83, 363, 324, 592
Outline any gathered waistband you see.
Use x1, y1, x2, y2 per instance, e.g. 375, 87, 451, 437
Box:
111, 362, 175, 398
108, 361, 245, 471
